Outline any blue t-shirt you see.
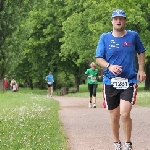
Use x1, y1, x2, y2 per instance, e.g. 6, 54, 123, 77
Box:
95, 30, 146, 85
46, 75, 54, 84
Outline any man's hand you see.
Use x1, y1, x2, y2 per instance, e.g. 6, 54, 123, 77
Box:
108, 65, 122, 76
137, 70, 146, 82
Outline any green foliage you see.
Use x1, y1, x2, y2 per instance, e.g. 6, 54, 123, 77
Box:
2, 0, 150, 90
60, 0, 150, 90
61, 0, 150, 64
10, 0, 66, 88
0, 0, 36, 79
0, 0, 19, 77
55, 71, 74, 88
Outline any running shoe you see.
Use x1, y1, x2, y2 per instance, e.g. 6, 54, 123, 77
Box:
88, 102, 92, 108
123, 142, 132, 150
114, 141, 122, 150
93, 103, 96, 108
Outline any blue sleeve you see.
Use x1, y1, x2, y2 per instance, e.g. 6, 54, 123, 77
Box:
134, 32, 146, 54
95, 33, 106, 58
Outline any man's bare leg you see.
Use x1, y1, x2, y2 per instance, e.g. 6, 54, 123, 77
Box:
120, 100, 132, 142
109, 106, 120, 142
47, 87, 51, 97
50, 87, 53, 97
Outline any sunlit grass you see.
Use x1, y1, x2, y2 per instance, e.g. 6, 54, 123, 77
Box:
136, 91, 150, 107
0, 92, 68, 150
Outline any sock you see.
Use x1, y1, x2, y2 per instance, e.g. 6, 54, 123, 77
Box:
125, 142, 132, 144
114, 141, 121, 143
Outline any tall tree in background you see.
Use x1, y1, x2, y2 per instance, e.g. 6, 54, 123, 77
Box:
19, 0, 66, 89
3, 0, 67, 89
2, 0, 150, 90
0, 0, 24, 90
60, 0, 150, 90
60, 0, 96, 90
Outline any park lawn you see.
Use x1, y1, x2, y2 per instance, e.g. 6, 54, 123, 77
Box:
0, 91, 68, 150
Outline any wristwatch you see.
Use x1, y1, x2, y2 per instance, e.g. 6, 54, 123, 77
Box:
106, 63, 110, 68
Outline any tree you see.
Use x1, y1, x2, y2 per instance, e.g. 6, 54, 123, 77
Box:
0, 0, 38, 90
60, 0, 98, 90
11, 0, 68, 89
60, 0, 150, 90
0, 0, 24, 90
4, 0, 150, 91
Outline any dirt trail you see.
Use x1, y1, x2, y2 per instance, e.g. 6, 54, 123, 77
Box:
54, 96, 150, 150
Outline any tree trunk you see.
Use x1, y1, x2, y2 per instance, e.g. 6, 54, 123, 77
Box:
0, 79, 4, 92
29, 78, 33, 90
74, 76, 80, 92
144, 62, 150, 90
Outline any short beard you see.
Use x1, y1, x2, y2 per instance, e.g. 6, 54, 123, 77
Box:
114, 27, 124, 32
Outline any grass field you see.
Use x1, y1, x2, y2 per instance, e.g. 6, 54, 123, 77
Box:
0, 82, 149, 149
0, 91, 68, 150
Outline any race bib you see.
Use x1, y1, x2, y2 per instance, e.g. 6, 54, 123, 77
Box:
91, 77, 96, 82
111, 77, 129, 89
48, 82, 52, 85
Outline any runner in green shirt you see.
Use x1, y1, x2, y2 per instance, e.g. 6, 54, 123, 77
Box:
85, 62, 101, 108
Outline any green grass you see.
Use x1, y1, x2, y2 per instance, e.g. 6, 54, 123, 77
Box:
0, 92, 68, 150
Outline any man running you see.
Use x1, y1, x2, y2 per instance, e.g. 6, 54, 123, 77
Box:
46, 72, 54, 97
95, 9, 146, 150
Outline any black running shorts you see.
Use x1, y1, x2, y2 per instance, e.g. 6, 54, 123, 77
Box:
48, 84, 53, 87
103, 84, 138, 110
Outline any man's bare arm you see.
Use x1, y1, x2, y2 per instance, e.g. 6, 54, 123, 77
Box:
137, 52, 146, 82
96, 58, 122, 75
96, 58, 108, 68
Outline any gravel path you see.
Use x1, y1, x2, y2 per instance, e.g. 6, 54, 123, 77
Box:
54, 96, 150, 150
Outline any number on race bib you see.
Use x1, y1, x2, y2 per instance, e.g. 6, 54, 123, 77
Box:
91, 77, 96, 82
111, 78, 129, 89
